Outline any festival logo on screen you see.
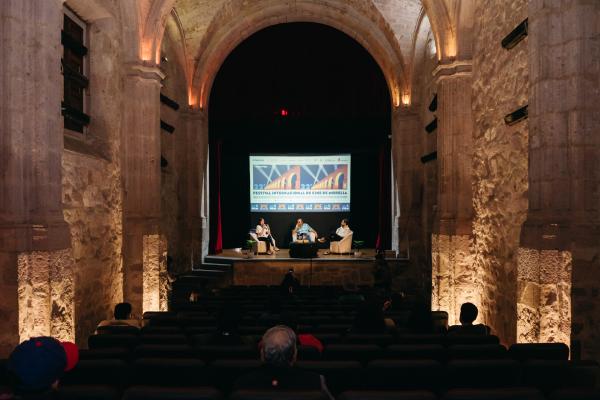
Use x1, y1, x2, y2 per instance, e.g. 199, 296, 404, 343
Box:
250, 155, 351, 213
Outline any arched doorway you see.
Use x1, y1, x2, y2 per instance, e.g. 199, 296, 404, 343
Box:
208, 22, 391, 251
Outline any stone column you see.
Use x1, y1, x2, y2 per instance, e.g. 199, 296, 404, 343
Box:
517, 0, 600, 358
392, 107, 425, 263
431, 62, 479, 325
0, 0, 75, 355
179, 108, 208, 269
121, 62, 167, 313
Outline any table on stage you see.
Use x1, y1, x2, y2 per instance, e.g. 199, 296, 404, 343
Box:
288, 241, 319, 258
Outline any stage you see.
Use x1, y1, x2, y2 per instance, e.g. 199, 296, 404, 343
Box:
204, 248, 393, 286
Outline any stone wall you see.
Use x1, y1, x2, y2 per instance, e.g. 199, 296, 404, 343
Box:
233, 260, 376, 287
61, 10, 125, 346
62, 152, 123, 346
394, 33, 437, 306
521, 0, 600, 360
471, 0, 529, 344
160, 29, 191, 275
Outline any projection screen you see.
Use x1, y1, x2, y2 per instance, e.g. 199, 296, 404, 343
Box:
250, 154, 351, 212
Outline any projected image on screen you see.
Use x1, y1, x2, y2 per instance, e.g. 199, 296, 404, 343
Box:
250, 154, 351, 212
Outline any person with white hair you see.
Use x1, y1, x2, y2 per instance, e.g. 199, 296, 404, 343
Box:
233, 325, 332, 397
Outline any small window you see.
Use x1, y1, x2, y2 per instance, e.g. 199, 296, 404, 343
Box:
62, 8, 90, 134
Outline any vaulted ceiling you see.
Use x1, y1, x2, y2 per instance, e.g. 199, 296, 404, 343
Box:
170, 0, 427, 73
143, 0, 482, 109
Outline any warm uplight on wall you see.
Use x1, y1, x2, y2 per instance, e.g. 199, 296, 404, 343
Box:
141, 40, 154, 62
18, 250, 75, 343
142, 235, 168, 313
188, 91, 198, 108
401, 93, 411, 107
445, 36, 458, 60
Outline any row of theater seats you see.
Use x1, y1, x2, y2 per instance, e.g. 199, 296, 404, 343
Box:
85, 337, 572, 364
91, 329, 507, 346
46, 357, 597, 394
39, 386, 600, 400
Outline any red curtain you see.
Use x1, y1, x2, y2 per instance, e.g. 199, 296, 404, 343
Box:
375, 143, 391, 250
209, 140, 223, 254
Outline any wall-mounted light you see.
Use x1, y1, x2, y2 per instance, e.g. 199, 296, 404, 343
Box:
425, 117, 438, 134
420, 151, 437, 164
428, 94, 437, 112
502, 19, 528, 50
504, 105, 528, 125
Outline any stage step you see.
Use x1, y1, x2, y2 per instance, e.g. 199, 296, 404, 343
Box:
202, 256, 235, 268
197, 260, 233, 272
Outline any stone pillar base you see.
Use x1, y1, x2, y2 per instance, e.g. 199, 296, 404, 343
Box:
0, 252, 19, 356
17, 249, 75, 343
517, 247, 572, 345
142, 234, 168, 312
432, 232, 479, 326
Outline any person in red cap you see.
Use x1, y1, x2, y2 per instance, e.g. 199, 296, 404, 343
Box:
1, 337, 78, 399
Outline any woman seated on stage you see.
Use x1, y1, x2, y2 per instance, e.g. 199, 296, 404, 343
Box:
256, 217, 279, 254
292, 218, 318, 242
318, 218, 352, 243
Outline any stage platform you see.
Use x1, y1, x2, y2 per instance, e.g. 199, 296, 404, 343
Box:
204, 248, 399, 286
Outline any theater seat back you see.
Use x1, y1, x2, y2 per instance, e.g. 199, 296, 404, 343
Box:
296, 360, 363, 394
132, 358, 207, 386
57, 385, 120, 400
508, 343, 569, 361
446, 359, 521, 389
366, 360, 443, 390
229, 390, 329, 400
443, 388, 545, 400
123, 386, 222, 400
61, 359, 129, 386
338, 390, 438, 400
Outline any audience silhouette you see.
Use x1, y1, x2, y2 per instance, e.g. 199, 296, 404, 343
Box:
448, 302, 491, 336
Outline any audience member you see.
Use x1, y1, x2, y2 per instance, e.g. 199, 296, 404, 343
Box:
372, 250, 392, 292
1, 337, 78, 399
279, 312, 324, 353
292, 218, 318, 243
97, 302, 143, 329
234, 326, 332, 398
448, 302, 491, 335
318, 218, 352, 251
380, 295, 397, 330
280, 268, 300, 294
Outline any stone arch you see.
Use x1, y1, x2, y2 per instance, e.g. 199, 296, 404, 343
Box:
189, 0, 407, 110
118, 0, 142, 62
421, 0, 455, 61
407, 10, 436, 104
421, 0, 475, 63
455, 0, 475, 60
163, 9, 192, 89
141, 0, 177, 63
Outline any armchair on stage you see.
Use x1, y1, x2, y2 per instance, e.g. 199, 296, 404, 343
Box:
248, 229, 268, 254
330, 232, 353, 254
